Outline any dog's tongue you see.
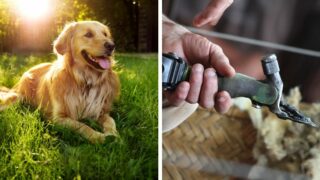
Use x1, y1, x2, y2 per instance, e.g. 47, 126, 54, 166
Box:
97, 58, 110, 69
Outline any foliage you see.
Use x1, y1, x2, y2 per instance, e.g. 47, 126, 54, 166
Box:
0, 53, 158, 179
0, 0, 157, 52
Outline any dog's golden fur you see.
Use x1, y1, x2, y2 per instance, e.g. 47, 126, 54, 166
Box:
0, 21, 120, 143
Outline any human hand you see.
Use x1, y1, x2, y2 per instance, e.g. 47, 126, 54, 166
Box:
193, 0, 233, 27
163, 16, 235, 113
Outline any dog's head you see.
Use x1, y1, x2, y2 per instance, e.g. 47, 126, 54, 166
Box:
54, 21, 115, 71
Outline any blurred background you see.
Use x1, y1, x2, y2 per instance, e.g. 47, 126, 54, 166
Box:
0, 0, 158, 53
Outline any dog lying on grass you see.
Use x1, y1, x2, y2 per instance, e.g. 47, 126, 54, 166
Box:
0, 21, 120, 143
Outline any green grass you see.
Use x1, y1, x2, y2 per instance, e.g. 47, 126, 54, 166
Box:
0, 53, 158, 179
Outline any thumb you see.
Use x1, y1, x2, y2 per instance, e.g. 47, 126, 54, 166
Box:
208, 43, 235, 77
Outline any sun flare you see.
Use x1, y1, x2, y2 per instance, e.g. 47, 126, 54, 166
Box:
12, 0, 51, 20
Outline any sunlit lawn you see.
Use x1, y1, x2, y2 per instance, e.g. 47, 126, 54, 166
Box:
0, 53, 158, 179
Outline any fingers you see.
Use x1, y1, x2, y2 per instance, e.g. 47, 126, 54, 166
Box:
214, 91, 232, 113
186, 64, 203, 103
166, 64, 205, 106
193, 0, 233, 27
199, 68, 217, 108
165, 65, 219, 109
164, 82, 190, 106
164, 66, 233, 113
183, 64, 218, 109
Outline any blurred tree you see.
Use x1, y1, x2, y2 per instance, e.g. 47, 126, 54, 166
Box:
0, 0, 157, 53
0, 1, 16, 52
83, 0, 158, 52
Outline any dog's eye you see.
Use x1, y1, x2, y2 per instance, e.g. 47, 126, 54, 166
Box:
103, 32, 107, 37
84, 32, 93, 38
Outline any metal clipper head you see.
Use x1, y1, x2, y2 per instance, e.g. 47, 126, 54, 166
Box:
262, 54, 318, 127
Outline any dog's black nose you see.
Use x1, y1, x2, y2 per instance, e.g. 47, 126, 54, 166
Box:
104, 42, 115, 52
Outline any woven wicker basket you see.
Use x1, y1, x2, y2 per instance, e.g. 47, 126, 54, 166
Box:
163, 107, 257, 179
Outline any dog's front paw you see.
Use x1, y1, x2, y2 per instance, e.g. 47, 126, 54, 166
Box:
89, 132, 106, 144
0, 91, 19, 111
103, 126, 119, 137
89, 131, 118, 144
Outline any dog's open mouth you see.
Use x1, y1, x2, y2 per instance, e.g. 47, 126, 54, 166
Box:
81, 50, 111, 70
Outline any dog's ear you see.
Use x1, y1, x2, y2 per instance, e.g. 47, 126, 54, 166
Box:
54, 22, 76, 55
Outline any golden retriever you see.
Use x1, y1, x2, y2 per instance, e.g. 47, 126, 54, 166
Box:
0, 21, 120, 143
